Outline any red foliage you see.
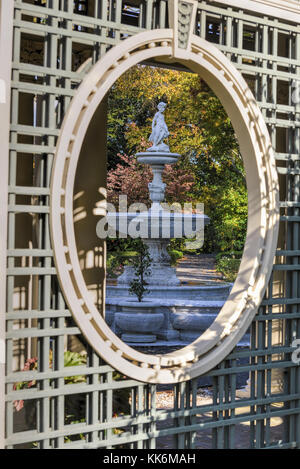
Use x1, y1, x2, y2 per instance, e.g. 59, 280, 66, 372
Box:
164, 165, 195, 204
107, 154, 196, 207
107, 154, 151, 207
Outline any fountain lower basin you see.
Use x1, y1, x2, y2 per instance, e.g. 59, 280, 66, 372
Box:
105, 289, 250, 347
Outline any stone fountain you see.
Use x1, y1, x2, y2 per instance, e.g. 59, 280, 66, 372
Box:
105, 102, 238, 346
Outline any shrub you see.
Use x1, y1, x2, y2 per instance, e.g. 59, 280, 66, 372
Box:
168, 249, 184, 265
129, 243, 151, 302
216, 256, 241, 282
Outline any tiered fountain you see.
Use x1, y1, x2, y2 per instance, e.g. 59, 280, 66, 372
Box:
105, 102, 235, 346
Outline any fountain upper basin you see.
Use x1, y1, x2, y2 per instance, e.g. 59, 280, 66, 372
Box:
136, 151, 181, 166
106, 210, 210, 238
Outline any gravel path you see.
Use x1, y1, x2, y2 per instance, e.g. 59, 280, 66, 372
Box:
176, 254, 225, 284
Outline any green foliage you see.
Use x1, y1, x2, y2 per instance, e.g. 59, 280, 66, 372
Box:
169, 249, 184, 266
13, 351, 87, 411
215, 251, 243, 262
128, 243, 151, 302
216, 251, 243, 282
64, 350, 87, 384
106, 252, 120, 278
107, 237, 142, 258
13, 352, 131, 444
106, 238, 143, 278
201, 185, 248, 253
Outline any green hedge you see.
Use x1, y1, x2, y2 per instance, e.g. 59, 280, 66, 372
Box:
168, 249, 184, 266
215, 250, 243, 262
216, 255, 242, 282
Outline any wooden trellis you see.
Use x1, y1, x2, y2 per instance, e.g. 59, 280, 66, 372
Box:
2, 0, 300, 449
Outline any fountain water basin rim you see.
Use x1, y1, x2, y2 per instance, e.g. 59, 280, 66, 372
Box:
136, 151, 181, 166
106, 210, 210, 238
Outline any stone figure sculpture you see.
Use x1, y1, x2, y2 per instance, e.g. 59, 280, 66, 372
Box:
147, 102, 170, 152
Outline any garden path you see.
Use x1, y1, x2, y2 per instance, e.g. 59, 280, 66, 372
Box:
176, 254, 225, 284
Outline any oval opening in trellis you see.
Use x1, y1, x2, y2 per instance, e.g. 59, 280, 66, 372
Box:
50, 30, 279, 384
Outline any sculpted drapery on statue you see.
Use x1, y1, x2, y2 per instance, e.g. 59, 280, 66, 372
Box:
147, 102, 170, 152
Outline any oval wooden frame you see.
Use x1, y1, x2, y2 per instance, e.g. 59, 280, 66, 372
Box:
50, 29, 279, 383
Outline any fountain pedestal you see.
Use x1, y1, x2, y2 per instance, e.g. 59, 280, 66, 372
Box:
136, 152, 182, 288
118, 237, 180, 286
137, 152, 179, 207
117, 150, 195, 287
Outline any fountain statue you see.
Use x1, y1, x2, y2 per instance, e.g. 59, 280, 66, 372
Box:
148, 101, 170, 152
